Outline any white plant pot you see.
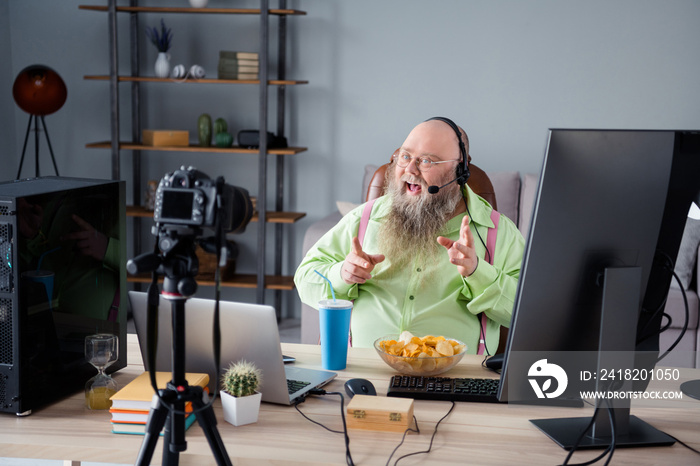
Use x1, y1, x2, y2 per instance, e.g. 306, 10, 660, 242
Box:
154, 52, 170, 78
189, 0, 209, 7
220, 390, 262, 426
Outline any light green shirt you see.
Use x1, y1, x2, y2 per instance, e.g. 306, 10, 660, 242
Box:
294, 186, 525, 351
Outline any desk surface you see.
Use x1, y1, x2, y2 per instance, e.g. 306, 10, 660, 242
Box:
1, 334, 698, 465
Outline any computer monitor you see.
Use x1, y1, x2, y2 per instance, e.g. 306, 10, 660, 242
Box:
497, 129, 700, 449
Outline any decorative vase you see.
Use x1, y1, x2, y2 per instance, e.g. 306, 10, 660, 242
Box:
198, 113, 212, 147
154, 52, 170, 78
220, 390, 262, 426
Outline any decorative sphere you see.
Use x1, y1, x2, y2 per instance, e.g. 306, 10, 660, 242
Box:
12, 65, 67, 115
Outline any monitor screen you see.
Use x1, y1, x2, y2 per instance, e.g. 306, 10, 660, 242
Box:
498, 129, 700, 449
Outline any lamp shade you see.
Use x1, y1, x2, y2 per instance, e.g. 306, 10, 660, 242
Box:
12, 65, 67, 116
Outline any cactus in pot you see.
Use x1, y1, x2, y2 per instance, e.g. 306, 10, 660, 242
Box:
221, 360, 261, 398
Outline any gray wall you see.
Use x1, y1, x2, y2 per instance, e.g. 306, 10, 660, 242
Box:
2, 0, 700, 318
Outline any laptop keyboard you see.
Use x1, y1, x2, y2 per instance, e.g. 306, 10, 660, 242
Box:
287, 378, 311, 394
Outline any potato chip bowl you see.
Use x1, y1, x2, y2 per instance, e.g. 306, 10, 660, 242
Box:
373, 334, 467, 377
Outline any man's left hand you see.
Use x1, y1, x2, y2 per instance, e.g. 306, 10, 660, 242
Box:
437, 215, 478, 277
61, 214, 109, 261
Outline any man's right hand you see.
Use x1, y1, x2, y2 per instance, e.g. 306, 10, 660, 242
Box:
340, 236, 385, 284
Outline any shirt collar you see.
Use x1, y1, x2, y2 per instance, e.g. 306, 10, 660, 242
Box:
443, 185, 495, 233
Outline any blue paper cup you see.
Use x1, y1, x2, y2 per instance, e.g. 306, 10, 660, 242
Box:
318, 299, 352, 370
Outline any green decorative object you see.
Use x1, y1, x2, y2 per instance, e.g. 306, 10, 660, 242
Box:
213, 117, 228, 135
198, 113, 212, 147
215, 131, 233, 148
221, 360, 262, 398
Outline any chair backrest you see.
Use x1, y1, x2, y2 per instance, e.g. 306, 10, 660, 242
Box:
365, 150, 498, 209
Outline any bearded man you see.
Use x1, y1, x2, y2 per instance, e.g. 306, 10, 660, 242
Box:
294, 118, 525, 351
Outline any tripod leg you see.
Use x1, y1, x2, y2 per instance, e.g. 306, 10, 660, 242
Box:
135, 394, 170, 466
40, 116, 60, 176
34, 114, 40, 177
192, 392, 232, 466
16, 115, 33, 180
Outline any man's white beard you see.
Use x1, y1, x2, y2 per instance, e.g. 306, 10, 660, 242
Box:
378, 171, 462, 266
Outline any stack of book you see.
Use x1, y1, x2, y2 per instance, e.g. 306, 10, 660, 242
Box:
109, 371, 209, 436
218, 51, 260, 80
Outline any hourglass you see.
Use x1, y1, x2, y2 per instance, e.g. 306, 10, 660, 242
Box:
85, 333, 119, 409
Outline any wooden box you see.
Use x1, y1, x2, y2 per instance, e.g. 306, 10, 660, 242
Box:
142, 129, 189, 146
346, 395, 414, 433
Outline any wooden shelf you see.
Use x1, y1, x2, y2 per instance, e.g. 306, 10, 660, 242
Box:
84, 75, 308, 86
127, 273, 295, 290
86, 141, 307, 155
79, 5, 306, 16
126, 205, 305, 223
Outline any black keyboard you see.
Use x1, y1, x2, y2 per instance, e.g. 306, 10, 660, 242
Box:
287, 378, 311, 395
387, 375, 501, 403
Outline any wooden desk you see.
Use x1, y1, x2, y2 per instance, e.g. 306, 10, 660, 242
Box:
0, 334, 698, 465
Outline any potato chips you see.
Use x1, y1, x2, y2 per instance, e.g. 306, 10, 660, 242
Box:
374, 332, 467, 376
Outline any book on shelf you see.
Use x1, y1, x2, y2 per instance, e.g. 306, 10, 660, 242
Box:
217, 71, 260, 80
110, 371, 210, 411
219, 50, 259, 60
218, 64, 260, 74
218, 57, 260, 68
111, 412, 197, 436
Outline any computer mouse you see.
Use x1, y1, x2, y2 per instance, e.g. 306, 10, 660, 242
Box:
485, 353, 505, 372
344, 378, 377, 398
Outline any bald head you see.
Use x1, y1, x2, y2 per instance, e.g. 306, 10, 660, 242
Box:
401, 119, 469, 165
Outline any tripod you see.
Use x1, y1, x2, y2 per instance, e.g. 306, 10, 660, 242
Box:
16, 114, 60, 180
128, 243, 231, 466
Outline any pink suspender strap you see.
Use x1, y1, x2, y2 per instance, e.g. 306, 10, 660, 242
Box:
345, 198, 377, 347
358, 198, 376, 246
477, 209, 500, 355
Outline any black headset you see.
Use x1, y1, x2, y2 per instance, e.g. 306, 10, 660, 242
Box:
426, 116, 470, 184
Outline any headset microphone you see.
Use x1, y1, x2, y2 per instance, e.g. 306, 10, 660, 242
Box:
427, 175, 463, 194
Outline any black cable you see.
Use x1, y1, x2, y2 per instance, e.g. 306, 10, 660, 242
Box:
293, 397, 343, 434
561, 391, 617, 466
638, 250, 674, 341
301, 389, 355, 466
665, 432, 700, 455
392, 401, 456, 466
384, 416, 420, 466
656, 269, 690, 363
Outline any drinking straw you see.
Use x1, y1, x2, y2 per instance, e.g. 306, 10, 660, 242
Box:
314, 270, 336, 302
37, 246, 61, 271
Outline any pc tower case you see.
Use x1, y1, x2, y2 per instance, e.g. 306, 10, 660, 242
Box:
0, 177, 126, 415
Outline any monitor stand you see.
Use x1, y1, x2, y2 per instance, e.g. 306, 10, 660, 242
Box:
530, 267, 676, 449
680, 380, 700, 401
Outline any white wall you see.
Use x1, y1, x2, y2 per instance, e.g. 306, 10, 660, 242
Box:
2, 0, 700, 318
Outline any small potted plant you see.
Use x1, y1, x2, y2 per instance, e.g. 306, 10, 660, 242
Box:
145, 19, 173, 78
220, 360, 262, 426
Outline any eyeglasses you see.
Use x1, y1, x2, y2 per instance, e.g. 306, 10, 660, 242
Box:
393, 152, 460, 172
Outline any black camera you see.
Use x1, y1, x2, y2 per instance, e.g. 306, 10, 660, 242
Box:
154, 166, 252, 234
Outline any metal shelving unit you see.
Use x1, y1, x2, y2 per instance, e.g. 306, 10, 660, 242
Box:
80, 0, 306, 316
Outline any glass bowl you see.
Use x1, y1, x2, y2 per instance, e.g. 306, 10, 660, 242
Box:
373, 334, 467, 377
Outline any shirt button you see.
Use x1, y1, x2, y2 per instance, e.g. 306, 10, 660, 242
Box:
409, 296, 414, 300
416, 268, 422, 272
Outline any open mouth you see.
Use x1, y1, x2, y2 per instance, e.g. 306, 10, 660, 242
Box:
406, 182, 422, 194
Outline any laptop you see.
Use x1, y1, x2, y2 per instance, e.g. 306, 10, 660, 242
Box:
128, 291, 336, 405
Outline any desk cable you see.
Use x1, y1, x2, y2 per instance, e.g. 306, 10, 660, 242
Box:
296, 389, 354, 466
296, 390, 455, 466
386, 401, 455, 466
561, 397, 616, 466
